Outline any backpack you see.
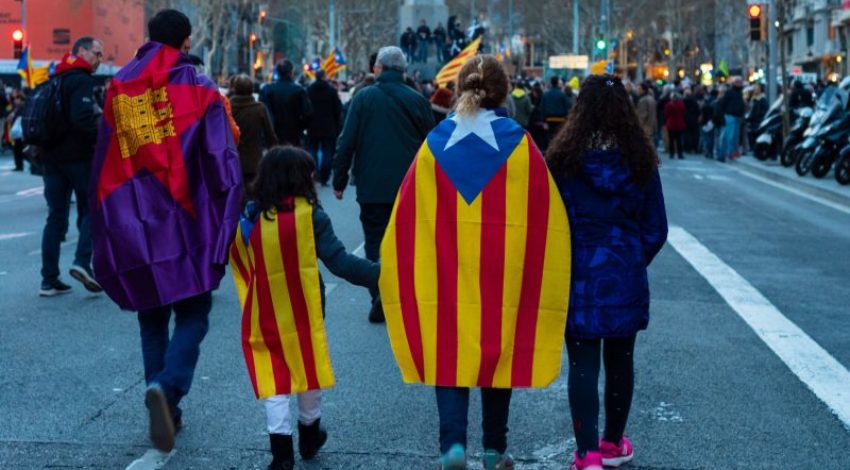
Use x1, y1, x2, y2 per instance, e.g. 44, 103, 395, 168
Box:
21, 76, 65, 146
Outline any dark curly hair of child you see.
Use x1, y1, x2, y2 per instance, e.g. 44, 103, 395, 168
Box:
546, 74, 659, 187
247, 146, 318, 218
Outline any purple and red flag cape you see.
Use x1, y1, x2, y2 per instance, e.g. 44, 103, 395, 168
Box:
90, 42, 243, 311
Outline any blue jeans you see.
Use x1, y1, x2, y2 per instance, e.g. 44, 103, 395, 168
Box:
435, 386, 512, 454
720, 114, 741, 160
41, 160, 93, 283
701, 127, 715, 158
418, 41, 429, 63
138, 291, 212, 421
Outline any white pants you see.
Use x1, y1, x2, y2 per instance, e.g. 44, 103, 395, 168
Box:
264, 390, 322, 435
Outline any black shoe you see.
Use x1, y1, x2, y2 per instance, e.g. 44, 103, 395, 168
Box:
368, 300, 385, 324
69, 264, 103, 293
268, 434, 295, 470
39, 279, 72, 297
145, 384, 176, 452
297, 418, 327, 460
678, 155, 685, 159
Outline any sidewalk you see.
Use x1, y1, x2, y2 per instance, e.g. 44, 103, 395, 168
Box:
730, 155, 850, 207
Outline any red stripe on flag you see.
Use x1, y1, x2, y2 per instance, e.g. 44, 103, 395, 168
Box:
278, 209, 320, 390
251, 226, 292, 394
434, 164, 458, 385
511, 143, 550, 386
241, 281, 260, 397
396, 164, 426, 381
231, 243, 251, 285
477, 163, 508, 387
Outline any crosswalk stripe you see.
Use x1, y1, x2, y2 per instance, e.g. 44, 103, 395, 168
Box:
668, 226, 850, 430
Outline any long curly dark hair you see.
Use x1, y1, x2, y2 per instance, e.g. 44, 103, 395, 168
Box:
546, 74, 658, 187
247, 146, 318, 219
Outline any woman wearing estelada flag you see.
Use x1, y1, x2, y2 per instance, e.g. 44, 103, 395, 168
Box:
379, 55, 572, 468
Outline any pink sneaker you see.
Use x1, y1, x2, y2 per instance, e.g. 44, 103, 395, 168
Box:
600, 437, 634, 467
569, 451, 603, 470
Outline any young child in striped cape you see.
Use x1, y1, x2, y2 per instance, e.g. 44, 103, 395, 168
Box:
230, 146, 379, 470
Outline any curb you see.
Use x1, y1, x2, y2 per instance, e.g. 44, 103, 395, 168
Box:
729, 159, 850, 210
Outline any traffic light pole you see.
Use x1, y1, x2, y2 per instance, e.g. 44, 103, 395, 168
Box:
767, 0, 777, 105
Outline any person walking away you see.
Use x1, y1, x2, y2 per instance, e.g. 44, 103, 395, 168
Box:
510, 81, 533, 128
332, 46, 435, 323
433, 22, 447, 63
656, 85, 672, 154
401, 27, 416, 63
379, 55, 571, 470
635, 82, 657, 145
528, 82, 548, 149
8, 91, 25, 171
699, 88, 718, 159
540, 76, 571, 151
307, 70, 342, 186
717, 76, 746, 160
231, 147, 378, 470
430, 81, 455, 123
683, 89, 700, 153
546, 74, 668, 470
89, 9, 243, 452
746, 83, 768, 153
38, 36, 104, 296
230, 74, 278, 184
664, 93, 686, 159
261, 60, 312, 147
417, 19, 432, 63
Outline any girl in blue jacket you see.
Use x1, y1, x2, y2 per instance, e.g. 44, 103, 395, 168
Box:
546, 75, 668, 470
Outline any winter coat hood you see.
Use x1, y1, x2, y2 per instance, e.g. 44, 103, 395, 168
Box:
54, 53, 94, 75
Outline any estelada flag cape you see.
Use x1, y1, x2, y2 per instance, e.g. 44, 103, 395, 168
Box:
379, 108, 571, 389
230, 198, 335, 398
90, 42, 243, 311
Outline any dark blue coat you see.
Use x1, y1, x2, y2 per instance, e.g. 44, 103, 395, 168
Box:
553, 149, 668, 339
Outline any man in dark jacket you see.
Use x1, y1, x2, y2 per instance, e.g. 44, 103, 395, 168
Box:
683, 89, 701, 153
260, 60, 312, 147
333, 46, 435, 323
716, 77, 746, 160
416, 20, 432, 63
432, 22, 447, 62
539, 76, 571, 150
307, 70, 342, 185
38, 36, 104, 296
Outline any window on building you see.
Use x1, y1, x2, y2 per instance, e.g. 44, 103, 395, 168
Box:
807, 26, 814, 47
787, 35, 793, 56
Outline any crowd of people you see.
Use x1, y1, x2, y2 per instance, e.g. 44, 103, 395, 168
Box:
15, 7, 671, 470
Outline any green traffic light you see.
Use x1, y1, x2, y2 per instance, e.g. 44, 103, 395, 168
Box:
596, 39, 606, 50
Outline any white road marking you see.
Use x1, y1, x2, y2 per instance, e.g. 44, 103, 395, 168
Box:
706, 174, 730, 181
668, 226, 850, 430
325, 282, 338, 296
728, 166, 850, 215
692, 174, 704, 180
125, 449, 174, 470
0, 232, 31, 241
353, 242, 365, 257
28, 237, 78, 256
15, 186, 43, 197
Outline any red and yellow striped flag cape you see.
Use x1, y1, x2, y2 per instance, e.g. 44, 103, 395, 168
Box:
230, 197, 335, 399
379, 109, 571, 389
435, 37, 482, 88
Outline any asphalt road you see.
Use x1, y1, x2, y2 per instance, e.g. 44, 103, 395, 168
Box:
0, 152, 849, 470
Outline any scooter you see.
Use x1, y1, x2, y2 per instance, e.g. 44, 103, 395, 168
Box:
780, 107, 814, 167
806, 111, 850, 178
793, 81, 850, 175
753, 98, 784, 161
833, 144, 850, 185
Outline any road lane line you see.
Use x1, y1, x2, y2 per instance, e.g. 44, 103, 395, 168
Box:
728, 166, 850, 215
667, 226, 850, 430
125, 449, 174, 470
15, 186, 43, 197
0, 232, 31, 241
353, 242, 365, 257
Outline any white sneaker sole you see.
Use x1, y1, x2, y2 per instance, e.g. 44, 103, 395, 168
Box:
39, 288, 71, 297
602, 453, 634, 467
69, 266, 103, 293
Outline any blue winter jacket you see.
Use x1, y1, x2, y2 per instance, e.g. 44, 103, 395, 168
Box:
553, 149, 668, 339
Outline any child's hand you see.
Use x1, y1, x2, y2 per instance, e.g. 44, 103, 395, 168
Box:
334, 190, 344, 200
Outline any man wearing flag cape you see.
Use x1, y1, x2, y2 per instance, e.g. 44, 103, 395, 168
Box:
89, 10, 242, 452
380, 55, 571, 469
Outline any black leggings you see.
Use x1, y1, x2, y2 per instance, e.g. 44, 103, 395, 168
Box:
566, 335, 636, 456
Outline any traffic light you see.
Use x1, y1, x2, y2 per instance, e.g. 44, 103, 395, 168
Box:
596, 38, 606, 51
12, 28, 23, 59
749, 4, 766, 41
249, 33, 258, 46
259, 10, 267, 25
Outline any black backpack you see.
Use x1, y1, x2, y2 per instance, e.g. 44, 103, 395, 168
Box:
22, 76, 65, 146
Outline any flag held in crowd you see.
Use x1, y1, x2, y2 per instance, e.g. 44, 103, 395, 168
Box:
230, 198, 336, 399
322, 47, 347, 79
435, 36, 482, 88
90, 42, 243, 311
17, 46, 51, 89
379, 109, 572, 389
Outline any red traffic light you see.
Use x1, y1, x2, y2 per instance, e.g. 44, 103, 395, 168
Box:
11, 29, 23, 42
748, 4, 762, 18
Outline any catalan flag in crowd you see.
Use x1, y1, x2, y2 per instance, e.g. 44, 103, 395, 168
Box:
321, 47, 347, 79
435, 36, 482, 88
230, 198, 335, 398
17, 46, 51, 88
303, 57, 322, 79
379, 108, 572, 389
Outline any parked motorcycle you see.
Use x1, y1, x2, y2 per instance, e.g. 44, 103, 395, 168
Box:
753, 98, 784, 161
833, 145, 850, 185
806, 112, 850, 178
793, 81, 850, 176
780, 107, 814, 166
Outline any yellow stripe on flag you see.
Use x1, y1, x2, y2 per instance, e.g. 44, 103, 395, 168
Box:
436, 37, 482, 88
415, 147, 439, 384
491, 137, 530, 388
455, 185, 483, 384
